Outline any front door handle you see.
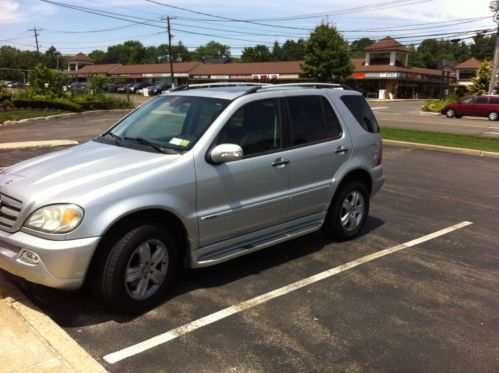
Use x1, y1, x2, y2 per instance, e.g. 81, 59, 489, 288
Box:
335, 146, 349, 155
272, 158, 290, 167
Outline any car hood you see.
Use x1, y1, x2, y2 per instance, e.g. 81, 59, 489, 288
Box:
0, 141, 180, 205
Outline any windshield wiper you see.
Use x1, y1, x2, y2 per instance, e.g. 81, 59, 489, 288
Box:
133, 137, 177, 154
101, 132, 123, 146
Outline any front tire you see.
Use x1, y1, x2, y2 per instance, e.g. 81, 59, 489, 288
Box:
93, 224, 179, 314
488, 111, 498, 121
323, 181, 369, 241
445, 108, 456, 118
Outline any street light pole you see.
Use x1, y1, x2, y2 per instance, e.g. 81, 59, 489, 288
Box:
488, 0, 499, 94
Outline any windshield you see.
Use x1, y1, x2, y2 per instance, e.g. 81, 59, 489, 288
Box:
108, 95, 229, 152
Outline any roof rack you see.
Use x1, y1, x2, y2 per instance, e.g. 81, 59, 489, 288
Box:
258, 83, 353, 91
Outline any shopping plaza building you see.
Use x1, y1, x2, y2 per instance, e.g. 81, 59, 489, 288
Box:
67, 37, 454, 99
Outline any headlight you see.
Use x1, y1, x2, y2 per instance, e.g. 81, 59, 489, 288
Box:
25, 204, 84, 233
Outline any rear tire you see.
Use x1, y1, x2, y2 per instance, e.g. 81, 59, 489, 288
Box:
488, 111, 498, 121
323, 181, 369, 241
92, 223, 179, 314
445, 109, 456, 118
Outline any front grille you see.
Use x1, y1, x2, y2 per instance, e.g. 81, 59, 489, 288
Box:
0, 193, 23, 229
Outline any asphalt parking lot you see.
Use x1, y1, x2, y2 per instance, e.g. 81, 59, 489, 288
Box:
3, 143, 499, 372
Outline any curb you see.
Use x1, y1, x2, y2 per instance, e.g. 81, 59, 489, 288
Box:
0, 272, 107, 372
0, 140, 79, 150
384, 139, 499, 159
0, 109, 131, 127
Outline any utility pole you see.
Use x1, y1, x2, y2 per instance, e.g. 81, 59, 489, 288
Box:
28, 27, 40, 54
166, 16, 175, 87
488, 1, 499, 94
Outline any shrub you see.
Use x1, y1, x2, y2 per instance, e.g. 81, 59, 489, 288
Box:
72, 94, 134, 110
27, 64, 68, 98
422, 95, 459, 113
12, 98, 81, 112
0, 99, 15, 111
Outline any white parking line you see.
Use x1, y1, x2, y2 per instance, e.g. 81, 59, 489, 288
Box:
484, 131, 499, 136
371, 107, 389, 110
103, 221, 473, 364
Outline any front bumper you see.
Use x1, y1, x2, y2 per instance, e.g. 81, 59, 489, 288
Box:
0, 229, 100, 290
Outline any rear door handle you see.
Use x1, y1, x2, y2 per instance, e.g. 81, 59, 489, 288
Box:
272, 158, 290, 167
335, 146, 349, 155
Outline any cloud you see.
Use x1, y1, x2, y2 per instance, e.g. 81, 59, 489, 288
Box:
0, 0, 56, 24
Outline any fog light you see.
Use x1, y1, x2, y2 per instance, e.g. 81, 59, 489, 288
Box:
19, 250, 40, 265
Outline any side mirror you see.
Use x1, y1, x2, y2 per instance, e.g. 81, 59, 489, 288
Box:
210, 144, 243, 164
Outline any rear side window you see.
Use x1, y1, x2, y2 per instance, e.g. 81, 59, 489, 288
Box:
475, 97, 488, 104
489, 97, 499, 104
287, 96, 342, 146
340, 95, 380, 133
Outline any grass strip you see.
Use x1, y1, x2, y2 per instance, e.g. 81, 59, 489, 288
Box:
381, 127, 499, 153
0, 110, 64, 124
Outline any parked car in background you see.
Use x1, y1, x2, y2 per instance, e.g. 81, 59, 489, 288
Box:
128, 82, 147, 94
69, 82, 88, 93
441, 95, 499, 121
116, 85, 127, 93
149, 82, 171, 95
103, 83, 120, 93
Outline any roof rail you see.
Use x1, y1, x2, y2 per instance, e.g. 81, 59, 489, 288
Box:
259, 82, 353, 91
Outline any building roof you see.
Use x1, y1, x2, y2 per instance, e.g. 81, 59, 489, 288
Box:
112, 62, 201, 75
66, 64, 121, 75
455, 57, 482, 70
68, 53, 95, 63
351, 57, 442, 77
191, 60, 304, 75
364, 36, 411, 53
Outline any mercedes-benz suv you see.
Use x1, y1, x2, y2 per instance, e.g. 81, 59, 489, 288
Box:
0, 83, 384, 313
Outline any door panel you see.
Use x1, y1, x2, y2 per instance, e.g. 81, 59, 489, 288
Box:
288, 139, 350, 220
195, 151, 290, 247
195, 97, 290, 248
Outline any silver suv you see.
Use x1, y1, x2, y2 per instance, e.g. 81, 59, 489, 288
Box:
0, 83, 384, 313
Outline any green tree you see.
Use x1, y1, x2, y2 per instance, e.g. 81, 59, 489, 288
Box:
104, 41, 147, 64
241, 45, 272, 62
350, 38, 374, 58
28, 64, 68, 98
271, 41, 282, 61
470, 60, 492, 95
89, 74, 109, 95
280, 39, 306, 60
470, 33, 495, 60
409, 39, 470, 69
193, 41, 230, 61
302, 22, 353, 83
89, 49, 107, 64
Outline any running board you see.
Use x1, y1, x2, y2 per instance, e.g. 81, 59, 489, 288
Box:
197, 220, 322, 264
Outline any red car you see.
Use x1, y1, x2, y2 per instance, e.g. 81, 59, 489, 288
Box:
441, 95, 499, 121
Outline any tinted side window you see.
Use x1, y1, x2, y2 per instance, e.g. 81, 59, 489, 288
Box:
340, 95, 380, 133
461, 97, 474, 104
288, 96, 326, 145
489, 97, 499, 104
321, 97, 342, 139
217, 99, 281, 156
475, 97, 488, 104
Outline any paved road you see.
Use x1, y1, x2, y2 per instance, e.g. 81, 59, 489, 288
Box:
4, 145, 499, 372
371, 101, 499, 136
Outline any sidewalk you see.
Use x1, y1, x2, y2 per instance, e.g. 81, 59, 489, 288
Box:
0, 272, 106, 373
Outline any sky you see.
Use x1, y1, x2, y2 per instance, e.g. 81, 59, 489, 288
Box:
0, 0, 496, 57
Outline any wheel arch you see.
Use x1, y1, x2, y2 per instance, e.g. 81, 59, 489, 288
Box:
335, 169, 373, 197
86, 208, 190, 284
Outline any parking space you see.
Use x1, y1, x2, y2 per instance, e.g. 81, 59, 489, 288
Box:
3, 145, 498, 371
